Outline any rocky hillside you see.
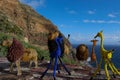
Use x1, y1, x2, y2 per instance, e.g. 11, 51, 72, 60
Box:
0, 0, 70, 49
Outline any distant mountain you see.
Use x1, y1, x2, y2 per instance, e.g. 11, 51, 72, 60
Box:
0, 0, 71, 49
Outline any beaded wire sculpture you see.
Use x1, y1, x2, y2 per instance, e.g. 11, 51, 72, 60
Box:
90, 39, 98, 67
90, 31, 120, 80
76, 44, 89, 61
4, 38, 38, 75
40, 31, 71, 80
7, 38, 24, 75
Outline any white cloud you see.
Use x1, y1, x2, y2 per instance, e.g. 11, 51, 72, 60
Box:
19, 0, 46, 9
88, 10, 95, 14
108, 20, 120, 24
83, 19, 120, 24
92, 30, 120, 45
91, 20, 96, 23
73, 20, 80, 23
83, 20, 90, 23
97, 20, 106, 23
113, 31, 120, 41
68, 10, 77, 14
70, 32, 94, 44
65, 8, 77, 14
70, 33, 82, 42
103, 31, 120, 44
83, 20, 105, 23
70, 33, 86, 44
59, 24, 75, 28
108, 13, 116, 18
70, 31, 120, 45
60, 24, 65, 27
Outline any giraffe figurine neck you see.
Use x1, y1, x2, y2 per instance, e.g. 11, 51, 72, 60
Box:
99, 33, 105, 51
91, 39, 98, 62
91, 45, 95, 53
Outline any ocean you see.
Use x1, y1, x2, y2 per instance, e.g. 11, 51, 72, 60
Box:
72, 44, 120, 69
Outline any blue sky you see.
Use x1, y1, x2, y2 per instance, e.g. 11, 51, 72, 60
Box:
19, 0, 120, 45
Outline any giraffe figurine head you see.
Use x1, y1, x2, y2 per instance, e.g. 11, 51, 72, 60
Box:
94, 30, 103, 38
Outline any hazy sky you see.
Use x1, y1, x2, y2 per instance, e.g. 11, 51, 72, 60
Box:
19, 0, 120, 45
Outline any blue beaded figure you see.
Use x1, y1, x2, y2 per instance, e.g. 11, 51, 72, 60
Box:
40, 31, 71, 80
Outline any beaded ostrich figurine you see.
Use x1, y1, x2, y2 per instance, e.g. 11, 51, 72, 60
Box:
40, 31, 71, 80
90, 31, 120, 80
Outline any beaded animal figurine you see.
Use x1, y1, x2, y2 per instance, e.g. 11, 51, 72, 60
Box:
90, 31, 120, 80
90, 39, 98, 67
40, 31, 71, 80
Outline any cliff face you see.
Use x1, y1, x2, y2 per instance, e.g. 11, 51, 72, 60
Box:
0, 0, 59, 46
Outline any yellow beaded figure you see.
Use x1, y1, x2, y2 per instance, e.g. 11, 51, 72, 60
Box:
90, 31, 120, 80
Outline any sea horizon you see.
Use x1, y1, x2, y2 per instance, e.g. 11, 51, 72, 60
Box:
72, 44, 120, 69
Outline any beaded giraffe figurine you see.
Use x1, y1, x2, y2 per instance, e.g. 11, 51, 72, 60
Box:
90, 31, 120, 80
90, 39, 98, 67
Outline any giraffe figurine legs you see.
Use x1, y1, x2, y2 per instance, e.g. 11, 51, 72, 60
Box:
104, 60, 110, 80
109, 60, 120, 76
90, 59, 102, 80
90, 58, 120, 80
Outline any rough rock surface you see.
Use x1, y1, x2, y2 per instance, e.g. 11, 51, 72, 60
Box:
0, 57, 120, 80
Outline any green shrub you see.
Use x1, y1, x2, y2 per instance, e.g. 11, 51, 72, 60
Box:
0, 32, 12, 44
0, 46, 8, 57
0, 15, 23, 37
0, 33, 12, 57
62, 55, 77, 65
